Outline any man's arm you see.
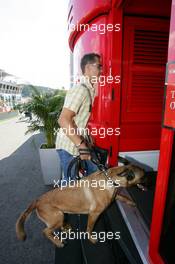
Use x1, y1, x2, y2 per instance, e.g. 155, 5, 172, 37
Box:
58, 107, 91, 160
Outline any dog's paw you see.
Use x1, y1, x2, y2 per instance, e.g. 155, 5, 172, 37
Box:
62, 223, 72, 233
89, 236, 98, 244
53, 239, 65, 248
56, 242, 65, 248
127, 201, 136, 207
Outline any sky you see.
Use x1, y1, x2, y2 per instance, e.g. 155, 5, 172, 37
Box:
0, 0, 70, 89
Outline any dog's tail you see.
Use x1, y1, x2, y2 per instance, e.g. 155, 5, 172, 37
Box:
16, 200, 37, 241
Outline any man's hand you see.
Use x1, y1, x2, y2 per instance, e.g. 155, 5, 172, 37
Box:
78, 142, 91, 160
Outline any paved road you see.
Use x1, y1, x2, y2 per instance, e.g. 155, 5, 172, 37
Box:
0, 117, 55, 264
0, 111, 18, 122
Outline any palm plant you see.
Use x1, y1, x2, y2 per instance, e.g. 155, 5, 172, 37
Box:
24, 87, 65, 148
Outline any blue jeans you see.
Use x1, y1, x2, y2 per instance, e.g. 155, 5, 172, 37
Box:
57, 149, 98, 182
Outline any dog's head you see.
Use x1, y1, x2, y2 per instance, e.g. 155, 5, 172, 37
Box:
108, 164, 145, 188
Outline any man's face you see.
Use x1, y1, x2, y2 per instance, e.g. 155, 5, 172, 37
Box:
84, 57, 102, 80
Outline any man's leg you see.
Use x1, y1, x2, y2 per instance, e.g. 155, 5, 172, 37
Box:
57, 149, 75, 181
84, 160, 99, 175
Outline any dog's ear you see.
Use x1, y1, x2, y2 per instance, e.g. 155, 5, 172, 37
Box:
117, 169, 129, 177
117, 169, 135, 181
118, 156, 130, 165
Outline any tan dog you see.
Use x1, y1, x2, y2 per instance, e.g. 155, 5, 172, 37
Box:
16, 164, 145, 247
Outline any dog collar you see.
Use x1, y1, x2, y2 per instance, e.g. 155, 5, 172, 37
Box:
94, 163, 120, 187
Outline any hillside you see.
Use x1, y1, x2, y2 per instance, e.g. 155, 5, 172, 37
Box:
21, 85, 55, 97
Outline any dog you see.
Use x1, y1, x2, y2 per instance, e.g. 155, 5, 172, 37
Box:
16, 163, 145, 247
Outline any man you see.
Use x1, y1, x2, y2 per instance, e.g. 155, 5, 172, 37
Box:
56, 53, 101, 179
55, 53, 116, 264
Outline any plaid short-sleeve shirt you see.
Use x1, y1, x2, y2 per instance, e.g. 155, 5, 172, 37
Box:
55, 77, 96, 156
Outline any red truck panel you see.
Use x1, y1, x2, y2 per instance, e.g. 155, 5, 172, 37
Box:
67, 0, 111, 50
149, 0, 175, 262
119, 16, 169, 151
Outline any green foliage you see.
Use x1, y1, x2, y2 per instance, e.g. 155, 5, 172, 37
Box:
13, 103, 23, 111
24, 87, 65, 148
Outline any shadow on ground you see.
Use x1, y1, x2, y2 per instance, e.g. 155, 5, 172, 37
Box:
0, 133, 56, 264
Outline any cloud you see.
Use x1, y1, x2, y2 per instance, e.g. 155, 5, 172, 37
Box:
0, 0, 70, 89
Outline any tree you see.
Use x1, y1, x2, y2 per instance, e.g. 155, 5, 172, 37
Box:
24, 87, 66, 148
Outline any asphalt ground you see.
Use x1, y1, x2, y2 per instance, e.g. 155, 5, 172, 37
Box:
0, 116, 55, 264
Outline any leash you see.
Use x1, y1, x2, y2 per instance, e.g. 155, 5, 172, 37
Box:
67, 145, 121, 191
66, 152, 121, 207
79, 142, 120, 188
67, 156, 86, 180
67, 147, 147, 192
90, 156, 122, 200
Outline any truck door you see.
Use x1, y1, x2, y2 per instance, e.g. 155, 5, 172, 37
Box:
120, 16, 169, 152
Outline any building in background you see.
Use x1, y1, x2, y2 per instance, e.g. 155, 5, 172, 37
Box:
0, 69, 23, 112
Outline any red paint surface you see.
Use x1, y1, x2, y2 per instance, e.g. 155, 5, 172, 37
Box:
67, 0, 171, 166
164, 63, 175, 129
149, 0, 175, 263
67, 1, 174, 262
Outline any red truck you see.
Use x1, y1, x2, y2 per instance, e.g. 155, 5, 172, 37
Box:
67, 0, 175, 263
